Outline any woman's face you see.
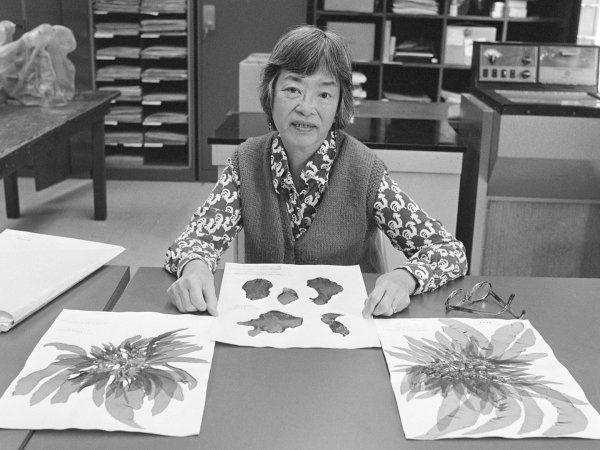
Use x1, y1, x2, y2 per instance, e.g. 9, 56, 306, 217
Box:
272, 69, 340, 156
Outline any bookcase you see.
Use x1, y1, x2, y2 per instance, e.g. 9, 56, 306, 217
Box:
308, 0, 582, 103
90, 0, 196, 181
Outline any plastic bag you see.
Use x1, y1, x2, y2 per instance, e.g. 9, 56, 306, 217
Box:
0, 21, 76, 107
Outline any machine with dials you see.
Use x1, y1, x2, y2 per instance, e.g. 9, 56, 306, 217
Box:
457, 42, 600, 277
471, 42, 600, 114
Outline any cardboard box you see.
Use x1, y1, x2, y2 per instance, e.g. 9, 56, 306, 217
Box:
324, 0, 374, 13
444, 26, 497, 66
238, 53, 270, 113
327, 21, 376, 62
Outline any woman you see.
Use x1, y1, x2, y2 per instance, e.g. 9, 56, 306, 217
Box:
165, 25, 467, 317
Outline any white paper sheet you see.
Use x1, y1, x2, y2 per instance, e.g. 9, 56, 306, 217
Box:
211, 263, 380, 348
0, 229, 125, 332
0, 309, 216, 437
375, 318, 600, 440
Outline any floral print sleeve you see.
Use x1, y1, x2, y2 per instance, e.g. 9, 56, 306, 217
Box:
374, 172, 468, 295
164, 161, 243, 277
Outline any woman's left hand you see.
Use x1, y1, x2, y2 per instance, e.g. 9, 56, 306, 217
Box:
362, 269, 417, 317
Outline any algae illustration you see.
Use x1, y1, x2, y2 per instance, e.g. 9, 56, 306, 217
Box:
321, 313, 349, 337
277, 287, 299, 305
238, 310, 303, 336
386, 319, 588, 439
242, 278, 273, 300
307, 277, 343, 305
12, 329, 207, 429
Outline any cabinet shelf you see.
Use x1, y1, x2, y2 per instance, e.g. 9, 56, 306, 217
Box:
385, 62, 441, 68
308, 0, 581, 103
447, 15, 564, 23
317, 11, 385, 18
387, 13, 444, 20
141, 32, 187, 37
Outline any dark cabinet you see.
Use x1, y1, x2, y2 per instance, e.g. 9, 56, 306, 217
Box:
90, 0, 196, 180
307, 0, 582, 102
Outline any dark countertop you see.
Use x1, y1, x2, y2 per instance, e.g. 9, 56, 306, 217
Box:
208, 112, 465, 152
472, 87, 600, 117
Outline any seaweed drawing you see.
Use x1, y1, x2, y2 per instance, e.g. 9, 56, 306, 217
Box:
242, 278, 273, 300
385, 319, 588, 439
277, 287, 299, 305
12, 329, 207, 429
321, 313, 349, 337
307, 277, 343, 305
238, 310, 303, 336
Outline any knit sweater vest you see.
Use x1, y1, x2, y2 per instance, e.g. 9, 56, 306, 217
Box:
231, 130, 387, 274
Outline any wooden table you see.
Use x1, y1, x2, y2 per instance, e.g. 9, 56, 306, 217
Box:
22, 267, 600, 450
0, 90, 118, 220
0, 265, 130, 450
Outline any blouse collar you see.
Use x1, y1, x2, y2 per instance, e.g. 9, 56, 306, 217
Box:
270, 129, 338, 194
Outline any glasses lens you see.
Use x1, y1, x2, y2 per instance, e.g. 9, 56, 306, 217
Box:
469, 282, 491, 302
446, 289, 466, 308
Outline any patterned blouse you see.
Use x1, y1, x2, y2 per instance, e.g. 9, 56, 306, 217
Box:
165, 130, 468, 295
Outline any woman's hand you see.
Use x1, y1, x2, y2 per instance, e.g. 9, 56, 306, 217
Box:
167, 259, 219, 316
362, 269, 417, 317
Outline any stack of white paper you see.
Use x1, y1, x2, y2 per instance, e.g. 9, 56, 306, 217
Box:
0, 230, 124, 332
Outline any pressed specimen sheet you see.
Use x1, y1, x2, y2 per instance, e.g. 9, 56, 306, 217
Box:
211, 263, 380, 348
375, 318, 600, 440
0, 309, 216, 436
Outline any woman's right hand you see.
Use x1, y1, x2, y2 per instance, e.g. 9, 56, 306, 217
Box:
167, 259, 219, 316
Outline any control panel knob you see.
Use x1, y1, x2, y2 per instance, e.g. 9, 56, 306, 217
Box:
521, 70, 531, 79
521, 56, 533, 65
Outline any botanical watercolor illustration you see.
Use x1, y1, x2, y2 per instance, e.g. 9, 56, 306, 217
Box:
242, 278, 273, 300
378, 318, 600, 440
307, 277, 343, 305
11, 328, 207, 429
277, 287, 299, 305
321, 313, 349, 337
238, 310, 303, 337
213, 263, 380, 349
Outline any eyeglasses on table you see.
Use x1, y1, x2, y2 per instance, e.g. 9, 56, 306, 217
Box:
445, 281, 525, 319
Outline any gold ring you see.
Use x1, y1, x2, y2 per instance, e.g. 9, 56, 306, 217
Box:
391, 304, 397, 314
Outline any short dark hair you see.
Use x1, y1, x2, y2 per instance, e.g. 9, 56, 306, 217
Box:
259, 25, 354, 130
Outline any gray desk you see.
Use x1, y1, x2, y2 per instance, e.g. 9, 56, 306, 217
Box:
0, 265, 130, 450
23, 267, 600, 449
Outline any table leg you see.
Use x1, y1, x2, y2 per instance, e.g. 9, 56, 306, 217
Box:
3, 172, 20, 218
91, 118, 107, 220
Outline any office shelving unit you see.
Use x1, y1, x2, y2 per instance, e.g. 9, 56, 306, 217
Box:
90, 0, 196, 181
307, 0, 581, 102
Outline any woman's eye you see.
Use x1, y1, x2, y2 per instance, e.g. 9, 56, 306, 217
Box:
284, 87, 300, 94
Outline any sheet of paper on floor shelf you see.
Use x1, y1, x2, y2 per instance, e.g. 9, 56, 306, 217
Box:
0, 310, 216, 437
375, 318, 600, 440
0, 229, 125, 332
211, 263, 380, 349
